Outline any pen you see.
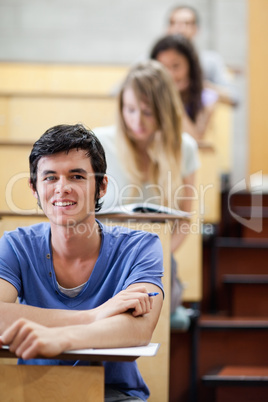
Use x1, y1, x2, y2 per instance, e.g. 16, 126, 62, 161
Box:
148, 292, 159, 297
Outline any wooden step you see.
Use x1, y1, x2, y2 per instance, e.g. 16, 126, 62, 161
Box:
202, 365, 268, 386
224, 274, 268, 317
199, 315, 268, 330
198, 316, 268, 402
204, 237, 268, 313
199, 316, 268, 379
216, 237, 268, 248
230, 206, 268, 239
224, 274, 268, 284
220, 191, 268, 239
202, 366, 268, 402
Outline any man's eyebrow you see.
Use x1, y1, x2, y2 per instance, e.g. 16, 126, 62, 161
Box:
40, 168, 88, 176
40, 170, 56, 177
69, 168, 88, 175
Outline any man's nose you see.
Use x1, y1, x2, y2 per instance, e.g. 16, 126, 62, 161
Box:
55, 178, 72, 194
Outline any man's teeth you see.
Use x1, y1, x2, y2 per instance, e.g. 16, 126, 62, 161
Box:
54, 201, 75, 207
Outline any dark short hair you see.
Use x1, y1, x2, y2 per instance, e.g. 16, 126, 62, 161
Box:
29, 124, 107, 212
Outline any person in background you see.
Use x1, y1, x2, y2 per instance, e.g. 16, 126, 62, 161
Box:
94, 60, 200, 318
166, 4, 239, 106
0, 124, 163, 402
150, 34, 218, 140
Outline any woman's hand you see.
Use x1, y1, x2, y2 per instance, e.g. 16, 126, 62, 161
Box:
0, 318, 67, 360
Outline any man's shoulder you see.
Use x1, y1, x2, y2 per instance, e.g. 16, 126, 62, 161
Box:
4, 222, 50, 240
99, 220, 160, 243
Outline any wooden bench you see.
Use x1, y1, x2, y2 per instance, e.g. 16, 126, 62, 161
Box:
0, 62, 128, 142
0, 94, 119, 142
0, 63, 233, 180
0, 142, 38, 213
0, 62, 128, 96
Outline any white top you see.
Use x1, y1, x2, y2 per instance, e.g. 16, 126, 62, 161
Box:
200, 49, 239, 104
94, 125, 200, 211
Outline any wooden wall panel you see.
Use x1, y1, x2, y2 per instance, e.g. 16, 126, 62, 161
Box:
248, 0, 268, 174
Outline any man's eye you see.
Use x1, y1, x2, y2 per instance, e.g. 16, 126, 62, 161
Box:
44, 176, 56, 181
72, 175, 85, 180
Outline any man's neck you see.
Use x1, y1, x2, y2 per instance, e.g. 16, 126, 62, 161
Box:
50, 218, 101, 261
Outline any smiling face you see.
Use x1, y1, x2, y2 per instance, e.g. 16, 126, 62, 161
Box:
31, 148, 107, 227
156, 49, 190, 93
122, 87, 159, 148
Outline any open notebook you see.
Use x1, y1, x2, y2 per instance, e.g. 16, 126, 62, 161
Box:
97, 202, 190, 218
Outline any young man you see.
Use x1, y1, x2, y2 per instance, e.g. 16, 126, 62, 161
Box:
166, 4, 239, 106
0, 124, 163, 401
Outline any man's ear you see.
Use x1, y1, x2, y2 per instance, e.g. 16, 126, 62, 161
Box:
29, 179, 38, 200
99, 175, 108, 198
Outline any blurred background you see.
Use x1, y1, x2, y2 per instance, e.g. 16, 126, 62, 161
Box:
0, 0, 249, 186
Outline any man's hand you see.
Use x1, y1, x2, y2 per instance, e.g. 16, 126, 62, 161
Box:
0, 318, 67, 360
93, 285, 155, 321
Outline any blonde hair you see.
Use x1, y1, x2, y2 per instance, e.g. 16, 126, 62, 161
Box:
117, 60, 183, 207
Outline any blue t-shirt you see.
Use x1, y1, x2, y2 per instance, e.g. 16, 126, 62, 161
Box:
0, 220, 164, 400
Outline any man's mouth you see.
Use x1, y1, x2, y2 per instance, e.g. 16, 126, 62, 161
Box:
53, 201, 76, 207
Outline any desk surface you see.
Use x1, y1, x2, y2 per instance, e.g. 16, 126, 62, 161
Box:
0, 342, 160, 363
0, 210, 187, 222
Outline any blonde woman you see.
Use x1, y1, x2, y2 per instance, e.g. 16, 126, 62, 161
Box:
95, 60, 199, 314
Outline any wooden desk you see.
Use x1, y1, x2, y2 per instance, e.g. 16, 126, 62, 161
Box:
204, 103, 233, 175
0, 364, 104, 402
0, 344, 159, 402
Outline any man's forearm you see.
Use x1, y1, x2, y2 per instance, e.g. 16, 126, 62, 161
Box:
64, 313, 154, 352
0, 301, 91, 334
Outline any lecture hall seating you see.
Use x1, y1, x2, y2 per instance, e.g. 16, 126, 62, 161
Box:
0, 62, 239, 402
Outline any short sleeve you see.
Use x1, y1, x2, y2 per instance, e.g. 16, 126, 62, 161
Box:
0, 233, 22, 294
123, 232, 164, 297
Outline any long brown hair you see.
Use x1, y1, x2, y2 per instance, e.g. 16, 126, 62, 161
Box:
117, 60, 183, 207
